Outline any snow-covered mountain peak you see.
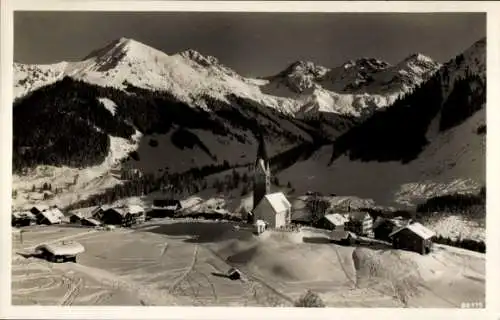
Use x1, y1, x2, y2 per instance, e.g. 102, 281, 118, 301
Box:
265, 60, 330, 94
399, 53, 441, 72
81, 37, 171, 69
341, 57, 391, 72
404, 52, 435, 64
283, 60, 329, 76
178, 49, 220, 67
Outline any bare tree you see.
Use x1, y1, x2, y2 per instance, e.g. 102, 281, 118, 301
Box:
306, 196, 329, 224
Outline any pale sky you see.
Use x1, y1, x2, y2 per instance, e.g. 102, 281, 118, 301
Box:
14, 12, 485, 77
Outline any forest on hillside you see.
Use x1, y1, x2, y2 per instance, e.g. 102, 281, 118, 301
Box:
13, 77, 312, 172
330, 67, 485, 164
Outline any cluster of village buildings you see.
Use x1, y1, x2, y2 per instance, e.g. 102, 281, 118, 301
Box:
246, 135, 436, 255
12, 136, 436, 256
11, 199, 184, 230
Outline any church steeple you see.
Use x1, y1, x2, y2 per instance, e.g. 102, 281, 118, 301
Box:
253, 133, 271, 210
255, 133, 269, 169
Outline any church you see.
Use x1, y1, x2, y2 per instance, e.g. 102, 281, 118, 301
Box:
250, 134, 292, 229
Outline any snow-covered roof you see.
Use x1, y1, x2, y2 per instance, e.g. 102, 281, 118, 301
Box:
39, 208, 65, 224
70, 206, 101, 219
263, 192, 291, 214
128, 205, 144, 214
36, 241, 85, 256
83, 217, 101, 226
324, 213, 348, 226
255, 219, 266, 227
153, 205, 179, 211
100, 204, 112, 211
153, 199, 181, 208
389, 222, 435, 240
105, 207, 127, 216
12, 211, 35, 219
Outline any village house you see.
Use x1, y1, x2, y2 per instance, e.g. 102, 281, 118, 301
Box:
101, 205, 146, 226
317, 213, 349, 231
150, 199, 182, 217
12, 211, 36, 227
253, 192, 292, 229
36, 207, 65, 225
389, 221, 435, 255
344, 211, 373, 237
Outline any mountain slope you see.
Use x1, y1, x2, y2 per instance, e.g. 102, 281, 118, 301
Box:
330, 37, 485, 165
12, 75, 318, 210
277, 37, 485, 208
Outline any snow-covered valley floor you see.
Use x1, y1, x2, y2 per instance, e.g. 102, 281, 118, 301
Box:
12, 222, 484, 307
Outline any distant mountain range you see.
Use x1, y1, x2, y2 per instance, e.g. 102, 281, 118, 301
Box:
14, 37, 440, 118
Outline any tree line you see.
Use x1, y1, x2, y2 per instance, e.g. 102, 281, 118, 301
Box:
433, 235, 485, 253
416, 187, 485, 219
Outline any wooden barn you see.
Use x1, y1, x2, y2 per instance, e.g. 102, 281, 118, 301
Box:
345, 211, 373, 237
389, 222, 435, 255
101, 207, 127, 225
36, 207, 65, 225
150, 199, 182, 218
253, 192, 292, 229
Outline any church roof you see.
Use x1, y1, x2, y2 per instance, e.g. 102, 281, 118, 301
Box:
263, 192, 291, 213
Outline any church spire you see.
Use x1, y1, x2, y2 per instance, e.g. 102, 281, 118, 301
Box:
253, 132, 271, 211
255, 132, 269, 166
